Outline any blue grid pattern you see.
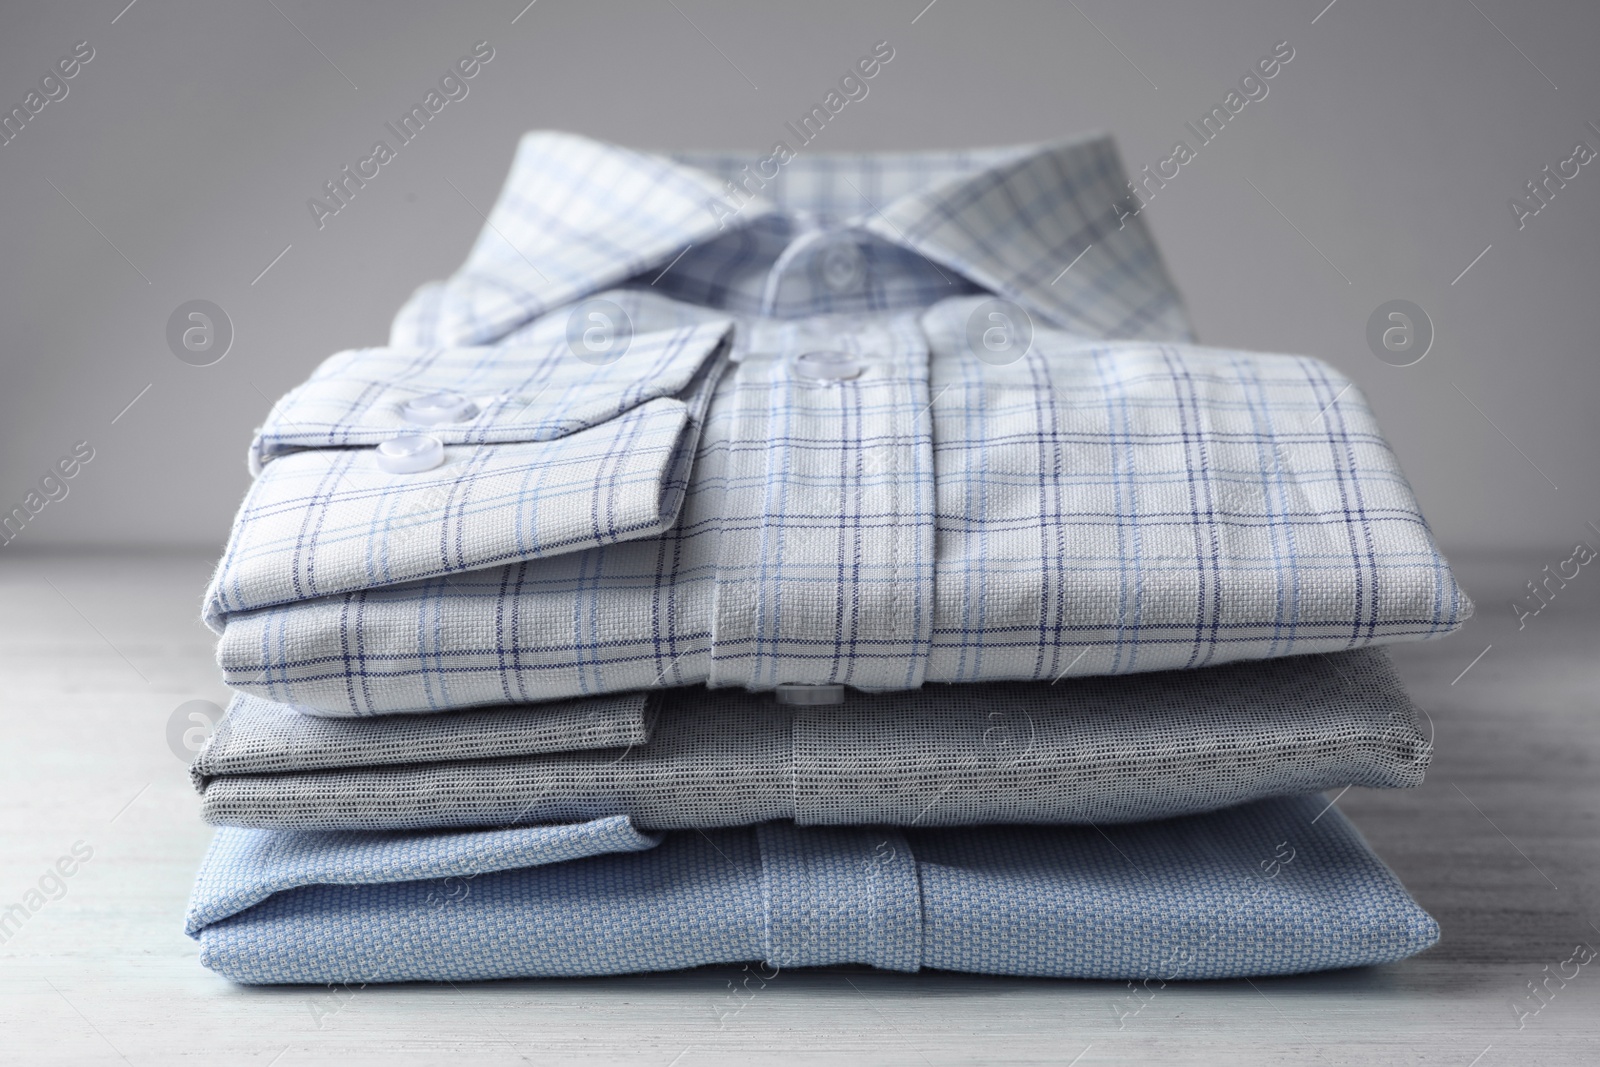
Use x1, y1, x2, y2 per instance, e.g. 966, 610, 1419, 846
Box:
206, 292, 730, 627
388, 132, 1189, 346
209, 130, 1469, 715
217, 310, 1468, 715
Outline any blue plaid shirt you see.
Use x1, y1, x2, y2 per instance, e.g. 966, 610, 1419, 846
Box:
206, 131, 1469, 715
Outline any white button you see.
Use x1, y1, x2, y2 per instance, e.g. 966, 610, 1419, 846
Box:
376, 434, 444, 474
795, 351, 862, 381
402, 391, 478, 425
814, 237, 866, 293
775, 683, 846, 705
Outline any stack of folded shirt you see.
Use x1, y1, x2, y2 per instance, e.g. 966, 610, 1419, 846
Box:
185, 131, 1470, 984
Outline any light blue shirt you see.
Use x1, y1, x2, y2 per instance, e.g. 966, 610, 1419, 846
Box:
187, 794, 1438, 984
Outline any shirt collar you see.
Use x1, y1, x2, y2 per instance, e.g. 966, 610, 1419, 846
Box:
392, 130, 1192, 346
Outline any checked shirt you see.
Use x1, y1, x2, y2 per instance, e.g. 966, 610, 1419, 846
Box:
205, 131, 1469, 715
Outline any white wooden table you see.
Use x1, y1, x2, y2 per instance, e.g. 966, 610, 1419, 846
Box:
1, 549, 1595, 1065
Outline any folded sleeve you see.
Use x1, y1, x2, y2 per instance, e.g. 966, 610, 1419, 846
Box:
203, 290, 732, 630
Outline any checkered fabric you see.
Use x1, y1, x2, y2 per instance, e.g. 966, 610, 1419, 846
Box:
206, 130, 1469, 715
205, 292, 731, 626
186, 795, 1439, 983
195, 649, 1432, 833
388, 131, 1192, 347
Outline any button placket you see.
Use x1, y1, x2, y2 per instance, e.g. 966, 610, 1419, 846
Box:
709, 313, 935, 694
756, 824, 922, 972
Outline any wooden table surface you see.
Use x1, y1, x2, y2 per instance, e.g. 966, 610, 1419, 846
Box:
0, 548, 1595, 1065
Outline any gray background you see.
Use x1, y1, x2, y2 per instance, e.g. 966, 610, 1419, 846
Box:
1, 0, 1596, 555
3, 6, 1599, 1060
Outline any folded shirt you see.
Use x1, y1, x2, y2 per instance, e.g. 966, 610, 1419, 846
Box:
186, 794, 1439, 983
210, 308, 1472, 716
191, 690, 649, 781
205, 132, 1468, 716
194, 649, 1430, 832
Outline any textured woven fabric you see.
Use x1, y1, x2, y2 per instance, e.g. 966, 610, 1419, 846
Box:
205, 130, 1469, 715
190, 691, 648, 786
388, 131, 1193, 349
213, 314, 1470, 715
186, 795, 1439, 983
184, 815, 663, 935
196, 649, 1430, 832
206, 292, 731, 627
